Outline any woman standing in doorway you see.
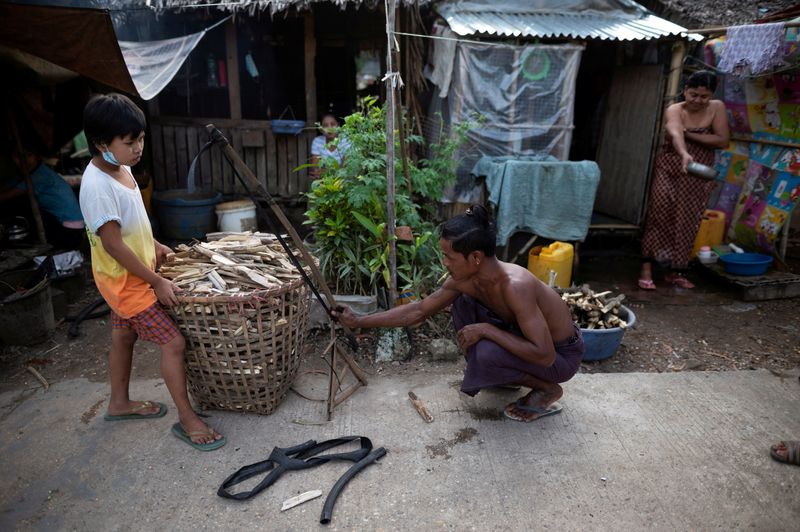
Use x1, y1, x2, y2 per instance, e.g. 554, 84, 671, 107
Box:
308, 113, 350, 179
638, 70, 730, 290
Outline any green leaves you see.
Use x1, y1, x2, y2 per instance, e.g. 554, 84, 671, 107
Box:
304, 97, 471, 296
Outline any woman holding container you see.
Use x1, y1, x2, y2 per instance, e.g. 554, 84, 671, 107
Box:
638, 70, 730, 290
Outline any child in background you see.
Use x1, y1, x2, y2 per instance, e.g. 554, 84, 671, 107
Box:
79, 93, 225, 451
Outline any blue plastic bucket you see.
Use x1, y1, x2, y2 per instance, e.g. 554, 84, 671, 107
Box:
152, 189, 223, 241
581, 305, 636, 361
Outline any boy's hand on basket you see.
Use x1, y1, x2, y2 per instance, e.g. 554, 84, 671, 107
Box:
155, 242, 174, 268
154, 278, 181, 307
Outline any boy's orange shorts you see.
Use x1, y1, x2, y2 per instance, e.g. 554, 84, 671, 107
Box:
110, 303, 180, 345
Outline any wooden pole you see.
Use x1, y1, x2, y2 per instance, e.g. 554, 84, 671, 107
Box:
225, 18, 241, 120
24, 174, 46, 244
304, 12, 317, 126
385, 0, 398, 308
686, 20, 800, 35
205, 124, 368, 388
665, 40, 687, 106
731, 134, 800, 150
6, 117, 46, 244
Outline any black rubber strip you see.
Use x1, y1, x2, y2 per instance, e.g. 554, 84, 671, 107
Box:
67, 297, 109, 338
319, 447, 387, 524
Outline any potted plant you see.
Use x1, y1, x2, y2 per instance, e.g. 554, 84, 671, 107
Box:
303, 97, 473, 303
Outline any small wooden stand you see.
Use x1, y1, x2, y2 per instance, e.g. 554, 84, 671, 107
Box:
324, 327, 368, 420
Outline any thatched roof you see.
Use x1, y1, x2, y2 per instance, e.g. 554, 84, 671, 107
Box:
152, 0, 430, 16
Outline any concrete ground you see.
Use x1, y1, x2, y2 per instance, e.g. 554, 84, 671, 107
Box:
1, 367, 799, 531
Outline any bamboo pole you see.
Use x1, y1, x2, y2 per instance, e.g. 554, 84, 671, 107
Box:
666, 40, 687, 105
731, 134, 800, 150
7, 118, 46, 245
385, 0, 398, 308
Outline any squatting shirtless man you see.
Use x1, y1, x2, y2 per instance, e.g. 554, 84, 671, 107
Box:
332, 205, 585, 422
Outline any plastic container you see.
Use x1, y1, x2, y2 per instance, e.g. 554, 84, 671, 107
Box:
152, 189, 223, 241
719, 253, 773, 276
528, 242, 573, 289
697, 246, 718, 265
0, 270, 55, 346
692, 210, 726, 258
581, 305, 636, 361
271, 119, 305, 135
216, 199, 257, 233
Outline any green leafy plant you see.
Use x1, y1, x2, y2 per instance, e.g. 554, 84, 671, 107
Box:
304, 97, 472, 297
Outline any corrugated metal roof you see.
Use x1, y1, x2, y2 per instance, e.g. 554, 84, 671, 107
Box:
439, 7, 700, 41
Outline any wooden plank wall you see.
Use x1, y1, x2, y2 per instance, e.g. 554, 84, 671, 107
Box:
594, 65, 665, 226
148, 117, 313, 202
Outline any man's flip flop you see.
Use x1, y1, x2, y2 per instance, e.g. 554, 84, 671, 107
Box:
103, 401, 168, 421
171, 423, 227, 452
503, 400, 563, 423
770, 440, 800, 466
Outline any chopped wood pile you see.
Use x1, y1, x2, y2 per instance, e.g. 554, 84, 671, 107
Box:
561, 285, 628, 330
160, 231, 303, 296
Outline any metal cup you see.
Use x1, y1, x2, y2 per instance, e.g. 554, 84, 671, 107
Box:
686, 161, 718, 180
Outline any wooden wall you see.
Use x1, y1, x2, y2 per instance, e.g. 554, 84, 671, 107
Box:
149, 116, 315, 202
594, 65, 665, 226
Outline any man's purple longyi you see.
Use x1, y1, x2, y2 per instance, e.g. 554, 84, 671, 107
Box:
453, 294, 584, 397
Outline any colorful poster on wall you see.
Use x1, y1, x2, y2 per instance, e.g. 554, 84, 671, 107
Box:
703, 58, 800, 252
768, 172, 800, 209
703, 35, 800, 253
726, 103, 752, 134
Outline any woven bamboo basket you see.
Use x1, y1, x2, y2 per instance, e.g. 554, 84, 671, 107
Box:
168, 277, 310, 414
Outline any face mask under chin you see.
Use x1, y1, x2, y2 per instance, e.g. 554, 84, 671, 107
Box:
102, 150, 121, 166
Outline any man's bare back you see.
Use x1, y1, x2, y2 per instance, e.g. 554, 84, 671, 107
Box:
443, 261, 575, 344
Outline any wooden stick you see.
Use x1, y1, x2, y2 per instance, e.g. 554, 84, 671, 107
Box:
281, 490, 322, 511
731, 135, 800, 150
408, 391, 433, 423
26, 365, 49, 392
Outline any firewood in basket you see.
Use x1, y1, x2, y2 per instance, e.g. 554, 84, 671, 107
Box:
207, 270, 228, 291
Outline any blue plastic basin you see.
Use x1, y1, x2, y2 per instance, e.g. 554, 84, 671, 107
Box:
581, 305, 636, 362
719, 253, 773, 276
152, 188, 223, 241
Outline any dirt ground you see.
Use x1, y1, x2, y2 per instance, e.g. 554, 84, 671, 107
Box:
2, 232, 798, 395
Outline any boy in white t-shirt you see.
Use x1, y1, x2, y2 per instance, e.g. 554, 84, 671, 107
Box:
79, 93, 225, 451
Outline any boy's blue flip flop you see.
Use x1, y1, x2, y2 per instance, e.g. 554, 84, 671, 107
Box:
103, 401, 168, 421
503, 400, 563, 423
171, 423, 227, 452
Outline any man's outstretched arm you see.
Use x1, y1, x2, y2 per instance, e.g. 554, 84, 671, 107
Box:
332, 284, 460, 329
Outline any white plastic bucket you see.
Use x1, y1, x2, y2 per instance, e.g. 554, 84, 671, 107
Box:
215, 199, 257, 232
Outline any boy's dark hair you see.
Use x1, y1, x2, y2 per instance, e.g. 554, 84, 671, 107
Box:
83, 93, 146, 156
440, 204, 496, 258
685, 70, 717, 92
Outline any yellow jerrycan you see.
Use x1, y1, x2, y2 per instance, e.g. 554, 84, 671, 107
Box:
528, 241, 573, 288
691, 210, 726, 258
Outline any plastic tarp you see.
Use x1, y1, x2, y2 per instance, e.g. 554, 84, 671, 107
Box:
428, 42, 583, 204
119, 31, 208, 101
0, 4, 138, 96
